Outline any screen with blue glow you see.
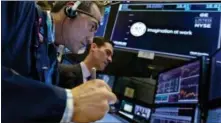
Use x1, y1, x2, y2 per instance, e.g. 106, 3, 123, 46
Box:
209, 50, 221, 101
134, 105, 151, 120
95, 6, 111, 37
150, 107, 195, 123
111, 3, 221, 58
97, 74, 115, 89
155, 60, 200, 104
207, 108, 221, 123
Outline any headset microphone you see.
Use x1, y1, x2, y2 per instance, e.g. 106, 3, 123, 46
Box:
64, 1, 81, 18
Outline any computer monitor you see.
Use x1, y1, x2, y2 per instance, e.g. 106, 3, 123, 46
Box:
206, 108, 221, 123
209, 49, 221, 101
155, 60, 201, 104
111, 2, 221, 58
150, 107, 199, 123
119, 100, 134, 120
97, 74, 115, 89
120, 100, 134, 113
95, 6, 111, 37
134, 104, 151, 120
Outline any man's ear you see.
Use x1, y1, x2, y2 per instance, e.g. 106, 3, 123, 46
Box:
90, 43, 97, 52
66, 1, 75, 7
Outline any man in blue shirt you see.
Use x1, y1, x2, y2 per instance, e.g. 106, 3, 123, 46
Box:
2, 1, 116, 123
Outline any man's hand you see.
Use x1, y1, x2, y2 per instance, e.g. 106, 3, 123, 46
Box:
71, 79, 117, 123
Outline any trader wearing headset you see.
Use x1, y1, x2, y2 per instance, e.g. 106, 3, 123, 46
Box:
2, 1, 116, 123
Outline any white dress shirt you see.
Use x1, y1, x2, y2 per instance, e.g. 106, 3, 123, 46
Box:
80, 62, 91, 82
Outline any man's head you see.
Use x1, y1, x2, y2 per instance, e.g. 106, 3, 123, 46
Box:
84, 37, 114, 71
51, 1, 105, 53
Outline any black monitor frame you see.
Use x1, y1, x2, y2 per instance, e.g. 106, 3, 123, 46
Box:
206, 49, 221, 108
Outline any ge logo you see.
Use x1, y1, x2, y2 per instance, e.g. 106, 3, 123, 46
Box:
200, 13, 209, 17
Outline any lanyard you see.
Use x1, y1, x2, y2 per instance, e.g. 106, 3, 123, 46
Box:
46, 11, 55, 44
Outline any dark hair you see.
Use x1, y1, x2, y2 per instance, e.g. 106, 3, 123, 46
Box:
85, 37, 114, 54
51, 1, 105, 15
37, 1, 55, 10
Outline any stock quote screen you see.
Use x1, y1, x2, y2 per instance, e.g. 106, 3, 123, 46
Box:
111, 3, 221, 58
155, 60, 200, 104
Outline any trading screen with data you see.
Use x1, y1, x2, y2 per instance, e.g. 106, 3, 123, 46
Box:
150, 107, 196, 123
209, 50, 221, 101
111, 2, 221, 58
95, 6, 111, 37
155, 60, 200, 104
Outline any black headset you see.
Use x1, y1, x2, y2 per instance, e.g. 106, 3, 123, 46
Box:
64, 1, 81, 19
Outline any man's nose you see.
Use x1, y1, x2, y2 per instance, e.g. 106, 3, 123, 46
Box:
108, 56, 112, 63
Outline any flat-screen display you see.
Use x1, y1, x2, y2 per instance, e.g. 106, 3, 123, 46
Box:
207, 108, 221, 123
111, 2, 221, 58
95, 6, 111, 37
97, 74, 115, 89
120, 100, 134, 113
134, 105, 151, 120
150, 107, 196, 123
209, 50, 221, 101
155, 60, 200, 104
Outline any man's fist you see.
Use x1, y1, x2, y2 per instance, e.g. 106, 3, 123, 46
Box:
71, 79, 117, 122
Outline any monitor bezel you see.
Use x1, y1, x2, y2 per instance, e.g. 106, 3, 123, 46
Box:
153, 56, 206, 105
207, 49, 221, 108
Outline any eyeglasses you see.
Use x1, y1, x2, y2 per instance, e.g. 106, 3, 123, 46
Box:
77, 9, 100, 32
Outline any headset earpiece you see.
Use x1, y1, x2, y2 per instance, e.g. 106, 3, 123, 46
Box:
64, 6, 78, 18
64, 1, 81, 18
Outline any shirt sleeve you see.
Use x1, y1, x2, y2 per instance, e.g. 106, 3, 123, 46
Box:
60, 89, 74, 123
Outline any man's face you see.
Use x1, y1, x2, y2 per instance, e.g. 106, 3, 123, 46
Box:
62, 3, 102, 53
91, 42, 113, 71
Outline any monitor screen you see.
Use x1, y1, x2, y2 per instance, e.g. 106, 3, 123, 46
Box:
120, 100, 134, 113
111, 2, 221, 58
97, 74, 115, 89
134, 105, 151, 120
209, 50, 221, 101
207, 108, 221, 123
155, 60, 200, 104
95, 6, 111, 37
150, 107, 195, 123
119, 100, 134, 120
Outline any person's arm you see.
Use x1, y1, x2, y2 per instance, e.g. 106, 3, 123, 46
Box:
60, 89, 74, 122
58, 64, 83, 88
1, 1, 72, 122
2, 66, 67, 122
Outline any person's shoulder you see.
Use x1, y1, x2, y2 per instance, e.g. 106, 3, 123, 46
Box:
3, 1, 36, 10
59, 63, 81, 72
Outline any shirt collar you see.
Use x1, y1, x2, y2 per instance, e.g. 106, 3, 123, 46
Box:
80, 62, 91, 80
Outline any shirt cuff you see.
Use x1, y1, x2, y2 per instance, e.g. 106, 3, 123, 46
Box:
60, 89, 74, 123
